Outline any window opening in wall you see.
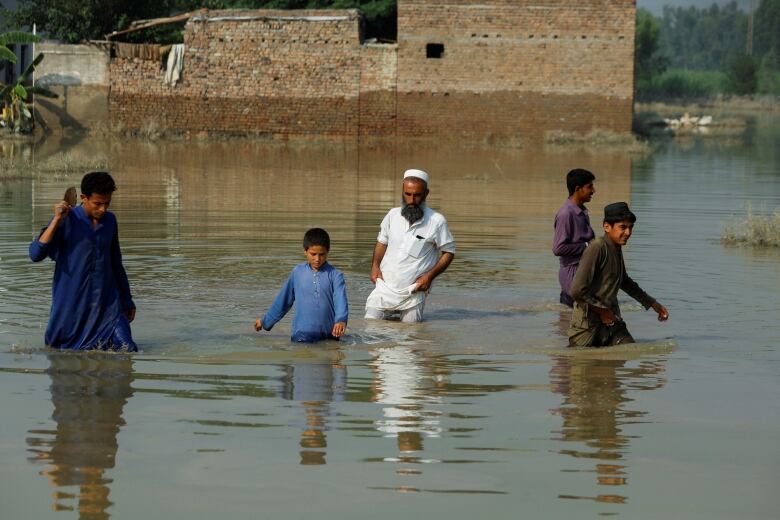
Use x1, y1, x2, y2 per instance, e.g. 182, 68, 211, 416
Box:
426, 43, 444, 59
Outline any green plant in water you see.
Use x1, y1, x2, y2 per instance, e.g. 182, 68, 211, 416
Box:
0, 31, 58, 134
722, 205, 780, 248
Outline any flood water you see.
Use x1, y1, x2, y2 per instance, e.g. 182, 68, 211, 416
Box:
1, 120, 779, 519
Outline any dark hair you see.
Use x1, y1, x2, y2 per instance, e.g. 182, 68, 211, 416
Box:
81, 171, 117, 197
566, 168, 595, 196
303, 228, 330, 250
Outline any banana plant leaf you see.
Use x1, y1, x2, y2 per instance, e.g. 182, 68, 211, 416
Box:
0, 31, 42, 46
0, 84, 12, 99
0, 46, 16, 64
14, 83, 27, 100
20, 53, 45, 81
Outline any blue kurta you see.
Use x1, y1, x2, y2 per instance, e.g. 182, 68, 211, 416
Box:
29, 206, 137, 351
262, 262, 348, 343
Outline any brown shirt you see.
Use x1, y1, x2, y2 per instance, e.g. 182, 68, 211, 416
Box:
568, 235, 655, 340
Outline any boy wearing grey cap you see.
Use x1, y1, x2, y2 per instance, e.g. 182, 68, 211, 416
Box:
568, 202, 669, 347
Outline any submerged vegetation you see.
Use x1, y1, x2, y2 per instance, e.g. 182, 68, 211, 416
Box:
722, 207, 780, 248
0, 150, 109, 179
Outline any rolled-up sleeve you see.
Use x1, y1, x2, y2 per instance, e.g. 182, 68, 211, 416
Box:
377, 212, 391, 245
435, 217, 455, 254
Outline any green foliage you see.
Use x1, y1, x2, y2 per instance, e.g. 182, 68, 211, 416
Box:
1, 31, 57, 134
635, 8, 667, 84
757, 51, 780, 94
754, 0, 780, 69
4, 1, 181, 43
724, 54, 758, 95
659, 2, 747, 70
4, 0, 397, 43
636, 69, 728, 100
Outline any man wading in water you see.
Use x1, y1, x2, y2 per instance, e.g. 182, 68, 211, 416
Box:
29, 171, 137, 351
365, 169, 455, 322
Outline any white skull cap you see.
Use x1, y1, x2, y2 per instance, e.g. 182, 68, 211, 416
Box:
403, 169, 429, 184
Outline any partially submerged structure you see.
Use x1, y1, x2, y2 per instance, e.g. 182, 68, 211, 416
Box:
105, 0, 636, 141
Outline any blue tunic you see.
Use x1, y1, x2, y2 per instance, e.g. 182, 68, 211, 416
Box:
29, 206, 137, 351
262, 262, 349, 343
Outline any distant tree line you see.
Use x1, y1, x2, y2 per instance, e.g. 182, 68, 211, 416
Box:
0, 0, 397, 42
636, 0, 780, 99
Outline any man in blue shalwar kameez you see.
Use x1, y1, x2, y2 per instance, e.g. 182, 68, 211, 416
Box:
29, 171, 137, 351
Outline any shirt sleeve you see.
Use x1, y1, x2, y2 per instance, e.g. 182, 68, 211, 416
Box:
262, 272, 296, 331
111, 222, 135, 311
29, 221, 59, 262
570, 240, 607, 308
552, 212, 587, 257
377, 211, 391, 245
435, 216, 456, 254
333, 270, 349, 325
620, 272, 656, 309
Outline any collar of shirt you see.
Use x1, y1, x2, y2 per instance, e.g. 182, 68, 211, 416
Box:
566, 198, 588, 216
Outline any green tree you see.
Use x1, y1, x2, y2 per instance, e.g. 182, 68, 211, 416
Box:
659, 2, 747, 70
635, 9, 667, 84
754, 0, 780, 69
724, 54, 758, 95
3, 0, 398, 43
0, 31, 58, 133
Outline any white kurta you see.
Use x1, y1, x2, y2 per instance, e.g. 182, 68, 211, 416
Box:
365, 206, 455, 311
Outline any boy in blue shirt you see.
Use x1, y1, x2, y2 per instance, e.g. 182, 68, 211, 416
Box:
254, 228, 348, 342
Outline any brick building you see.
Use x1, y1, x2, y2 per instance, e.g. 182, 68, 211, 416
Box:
108, 1, 636, 141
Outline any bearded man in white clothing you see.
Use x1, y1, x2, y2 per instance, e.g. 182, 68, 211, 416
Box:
365, 169, 456, 323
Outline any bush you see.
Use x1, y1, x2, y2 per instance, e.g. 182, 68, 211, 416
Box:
637, 68, 727, 100
724, 54, 758, 95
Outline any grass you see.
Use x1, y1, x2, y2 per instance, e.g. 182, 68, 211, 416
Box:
722, 206, 780, 248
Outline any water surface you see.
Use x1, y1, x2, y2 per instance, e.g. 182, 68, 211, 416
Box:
1, 123, 779, 518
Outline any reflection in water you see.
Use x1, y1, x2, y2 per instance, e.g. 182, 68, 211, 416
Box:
278, 353, 346, 465
26, 353, 134, 519
370, 344, 449, 486
550, 356, 666, 505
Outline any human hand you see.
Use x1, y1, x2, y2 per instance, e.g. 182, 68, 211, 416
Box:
414, 273, 433, 292
332, 322, 346, 337
651, 302, 669, 321
370, 265, 383, 284
254, 319, 263, 332
597, 307, 617, 326
124, 308, 136, 323
53, 200, 70, 219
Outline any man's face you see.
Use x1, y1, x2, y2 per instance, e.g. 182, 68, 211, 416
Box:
576, 182, 595, 203
80, 192, 112, 221
603, 220, 634, 246
402, 179, 428, 207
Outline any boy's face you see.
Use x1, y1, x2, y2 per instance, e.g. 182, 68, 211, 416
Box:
304, 245, 329, 271
80, 192, 112, 221
603, 220, 634, 246
575, 182, 595, 203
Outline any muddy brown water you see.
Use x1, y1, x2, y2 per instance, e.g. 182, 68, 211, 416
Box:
1, 122, 779, 518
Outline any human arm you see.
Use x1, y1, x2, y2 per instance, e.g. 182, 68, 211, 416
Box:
258, 273, 295, 331
370, 242, 387, 283
332, 270, 348, 337
552, 212, 588, 257
29, 201, 70, 262
570, 241, 615, 324
110, 222, 136, 321
414, 251, 454, 292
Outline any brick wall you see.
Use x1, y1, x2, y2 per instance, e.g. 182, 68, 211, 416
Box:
109, 2, 636, 140
396, 0, 636, 140
110, 10, 364, 137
